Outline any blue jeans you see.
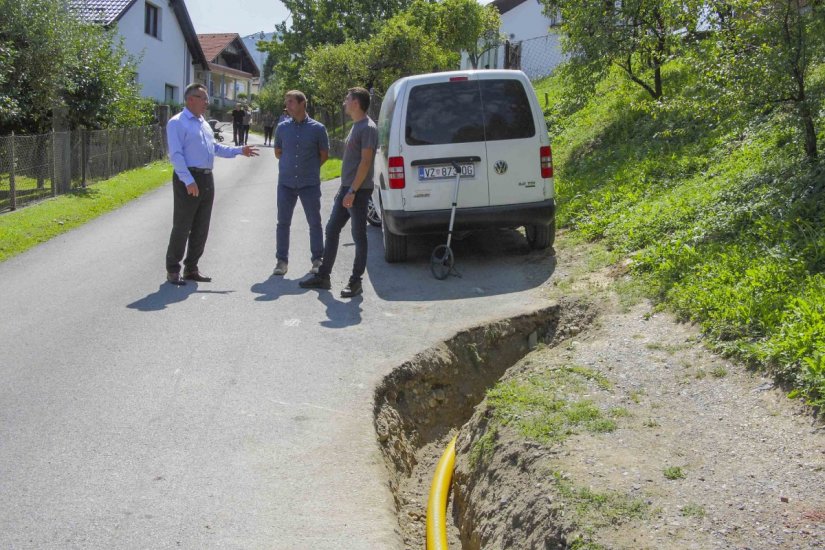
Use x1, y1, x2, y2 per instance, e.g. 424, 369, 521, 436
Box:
276, 184, 323, 262
319, 187, 369, 279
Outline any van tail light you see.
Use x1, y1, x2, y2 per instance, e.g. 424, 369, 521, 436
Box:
389, 156, 406, 189
540, 146, 553, 178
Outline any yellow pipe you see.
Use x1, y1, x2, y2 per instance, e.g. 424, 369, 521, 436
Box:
426, 435, 457, 550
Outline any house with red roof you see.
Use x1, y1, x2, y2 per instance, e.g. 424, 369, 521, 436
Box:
195, 33, 260, 109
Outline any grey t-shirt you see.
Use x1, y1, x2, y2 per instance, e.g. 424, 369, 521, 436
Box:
341, 117, 378, 191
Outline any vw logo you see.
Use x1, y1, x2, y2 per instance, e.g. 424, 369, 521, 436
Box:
494, 160, 508, 174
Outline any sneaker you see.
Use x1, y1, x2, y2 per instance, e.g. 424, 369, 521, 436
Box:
272, 260, 288, 276
299, 274, 331, 290
341, 277, 362, 298
310, 259, 323, 274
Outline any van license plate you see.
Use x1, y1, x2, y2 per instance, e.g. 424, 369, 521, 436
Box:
418, 164, 474, 180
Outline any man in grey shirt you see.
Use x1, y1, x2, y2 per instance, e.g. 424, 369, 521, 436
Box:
300, 87, 378, 297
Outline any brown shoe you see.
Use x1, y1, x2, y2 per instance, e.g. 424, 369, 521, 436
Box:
167, 272, 186, 285
183, 271, 212, 282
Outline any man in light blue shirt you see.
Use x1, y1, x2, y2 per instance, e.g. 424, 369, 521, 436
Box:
272, 90, 329, 276
165, 83, 259, 285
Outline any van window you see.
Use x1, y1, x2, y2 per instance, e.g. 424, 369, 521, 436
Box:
405, 79, 535, 145
479, 80, 535, 140
378, 83, 398, 150
405, 81, 484, 145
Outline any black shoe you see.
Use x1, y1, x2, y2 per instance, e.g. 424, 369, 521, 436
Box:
299, 274, 331, 290
166, 272, 186, 286
183, 270, 212, 282
341, 277, 362, 298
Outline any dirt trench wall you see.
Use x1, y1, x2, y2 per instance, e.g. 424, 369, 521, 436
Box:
373, 298, 593, 510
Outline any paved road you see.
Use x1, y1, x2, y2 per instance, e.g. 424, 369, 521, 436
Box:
0, 136, 556, 549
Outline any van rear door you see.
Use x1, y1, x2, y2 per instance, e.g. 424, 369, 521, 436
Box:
400, 76, 489, 212
478, 74, 546, 207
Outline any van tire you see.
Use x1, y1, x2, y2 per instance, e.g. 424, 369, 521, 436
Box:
382, 224, 407, 263
525, 221, 554, 250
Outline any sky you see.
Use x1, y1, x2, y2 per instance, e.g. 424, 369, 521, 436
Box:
185, 0, 290, 38
185, 0, 495, 39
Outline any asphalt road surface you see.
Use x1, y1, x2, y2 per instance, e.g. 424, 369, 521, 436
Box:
0, 135, 556, 549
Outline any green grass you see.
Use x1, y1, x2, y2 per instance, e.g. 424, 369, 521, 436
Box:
663, 466, 686, 480
0, 161, 172, 262
484, 366, 618, 445
538, 57, 825, 410
321, 157, 342, 181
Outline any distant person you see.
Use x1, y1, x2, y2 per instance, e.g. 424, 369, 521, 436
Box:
231, 104, 245, 145
278, 108, 290, 125
272, 90, 329, 276
242, 107, 252, 145
262, 111, 276, 146
300, 87, 377, 298
165, 83, 259, 285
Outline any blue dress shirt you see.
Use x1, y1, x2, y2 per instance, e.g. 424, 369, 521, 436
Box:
274, 115, 329, 188
167, 108, 243, 186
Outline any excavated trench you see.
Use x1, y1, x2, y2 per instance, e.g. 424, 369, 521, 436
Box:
373, 298, 594, 547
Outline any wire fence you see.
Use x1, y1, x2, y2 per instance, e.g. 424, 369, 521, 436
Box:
0, 125, 166, 212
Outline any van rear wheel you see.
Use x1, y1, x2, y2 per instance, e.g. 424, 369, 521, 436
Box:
525, 221, 555, 250
382, 223, 407, 263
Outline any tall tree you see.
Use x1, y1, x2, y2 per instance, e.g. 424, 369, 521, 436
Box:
703, 0, 825, 160
540, 0, 702, 99
258, 0, 410, 94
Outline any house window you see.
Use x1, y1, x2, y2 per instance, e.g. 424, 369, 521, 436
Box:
145, 2, 159, 38
165, 84, 177, 104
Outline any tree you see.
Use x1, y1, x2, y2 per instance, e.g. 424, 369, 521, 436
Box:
702, 0, 825, 160
258, 0, 410, 94
540, 0, 703, 99
434, 0, 501, 69
0, 0, 153, 133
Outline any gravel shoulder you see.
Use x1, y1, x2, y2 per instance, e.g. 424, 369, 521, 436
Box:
405, 234, 825, 548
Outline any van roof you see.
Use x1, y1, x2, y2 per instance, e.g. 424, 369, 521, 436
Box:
396, 69, 529, 86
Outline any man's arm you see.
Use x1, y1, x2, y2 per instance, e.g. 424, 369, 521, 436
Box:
342, 148, 375, 209
166, 118, 194, 186
319, 149, 328, 166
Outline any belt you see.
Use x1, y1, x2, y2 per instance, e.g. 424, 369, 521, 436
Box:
188, 167, 212, 175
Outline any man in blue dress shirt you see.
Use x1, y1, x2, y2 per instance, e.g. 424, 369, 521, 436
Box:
165, 83, 259, 285
272, 90, 330, 276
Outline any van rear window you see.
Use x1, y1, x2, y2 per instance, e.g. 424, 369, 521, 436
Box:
405, 81, 484, 145
405, 79, 535, 145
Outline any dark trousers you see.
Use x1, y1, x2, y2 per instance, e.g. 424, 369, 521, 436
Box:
233, 122, 242, 145
166, 172, 214, 274
319, 187, 369, 279
276, 184, 324, 262
263, 126, 274, 144
242, 124, 250, 145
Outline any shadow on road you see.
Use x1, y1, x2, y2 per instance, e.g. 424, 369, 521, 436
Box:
366, 227, 556, 302
317, 292, 363, 328
126, 283, 234, 311
250, 274, 309, 302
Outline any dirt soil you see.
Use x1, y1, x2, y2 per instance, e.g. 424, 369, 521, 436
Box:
396, 235, 825, 549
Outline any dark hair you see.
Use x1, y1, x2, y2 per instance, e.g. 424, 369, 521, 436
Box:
184, 83, 207, 99
347, 87, 370, 112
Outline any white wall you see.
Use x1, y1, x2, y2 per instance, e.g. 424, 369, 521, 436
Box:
462, 0, 565, 80
116, 1, 192, 103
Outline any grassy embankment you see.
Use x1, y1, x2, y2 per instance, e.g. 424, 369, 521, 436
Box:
0, 161, 172, 262
531, 61, 825, 409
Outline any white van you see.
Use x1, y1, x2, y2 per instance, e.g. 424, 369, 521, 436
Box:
374, 69, 555, 263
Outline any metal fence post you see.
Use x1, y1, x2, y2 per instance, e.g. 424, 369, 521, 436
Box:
504, 40, 511, 69
81, 129, 87, 188
9, 131, 16, 211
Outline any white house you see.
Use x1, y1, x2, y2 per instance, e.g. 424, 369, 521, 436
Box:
70, 0, 209, 104
462, 0, 565, 80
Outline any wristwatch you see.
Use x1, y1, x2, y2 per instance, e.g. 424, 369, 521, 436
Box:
347, 188, 356, 195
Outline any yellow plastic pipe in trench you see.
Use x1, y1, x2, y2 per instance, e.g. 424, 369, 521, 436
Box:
426, 435, 457, 550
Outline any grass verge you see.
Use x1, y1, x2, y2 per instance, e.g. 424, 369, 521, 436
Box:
537, 59, 825, 410
0, 161, 172, 262
321, 158, 342, 182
